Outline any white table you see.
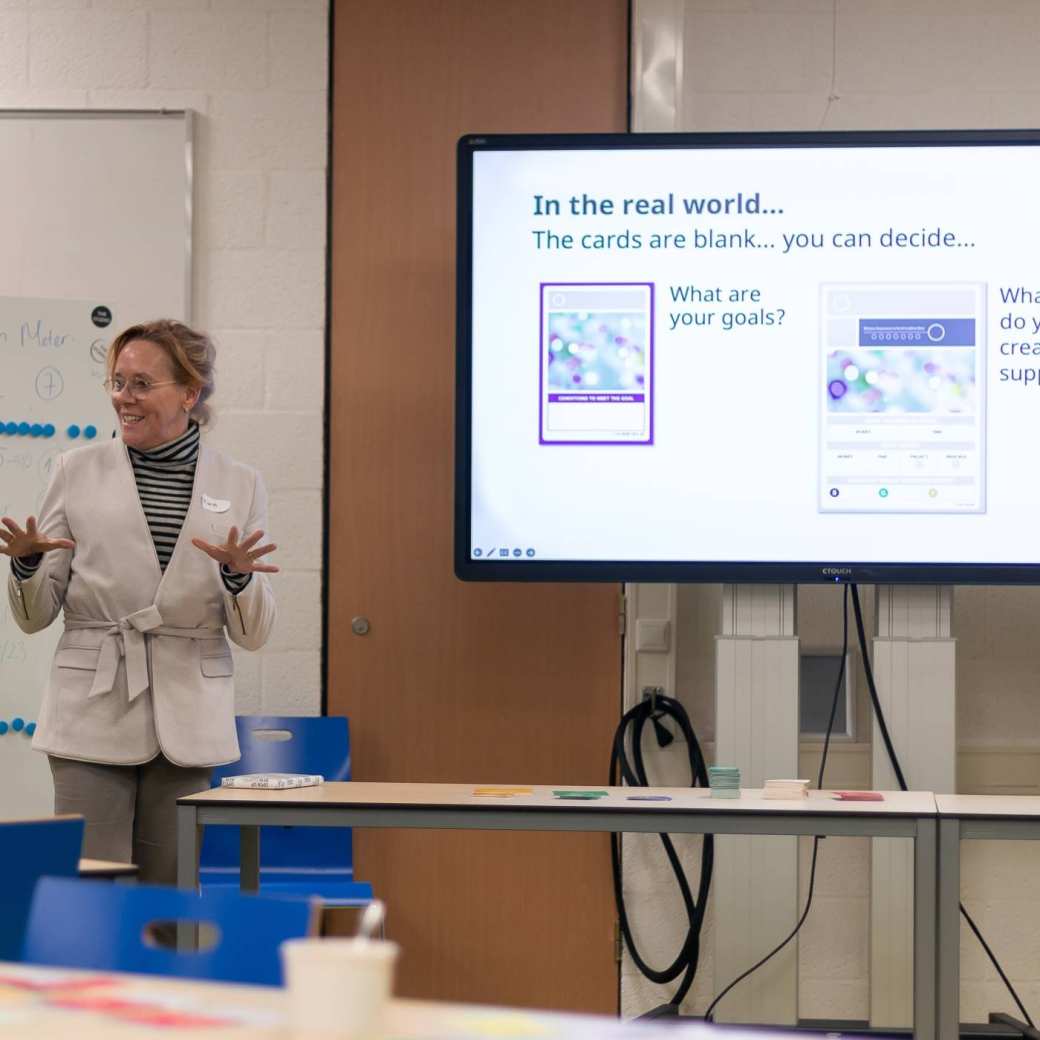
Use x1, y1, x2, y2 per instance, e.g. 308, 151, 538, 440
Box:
935, 794, 1040, 1039
0, 961, 888, 1038
177, 782, 939, 1038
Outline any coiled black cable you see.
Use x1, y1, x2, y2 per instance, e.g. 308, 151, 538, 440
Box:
619, 582, 1033, 1030
610, 692, 714, 1008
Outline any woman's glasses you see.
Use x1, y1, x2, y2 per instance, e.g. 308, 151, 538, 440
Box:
103, 377, 180, 398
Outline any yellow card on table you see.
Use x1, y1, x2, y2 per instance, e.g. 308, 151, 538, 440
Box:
473, 786, 534, 797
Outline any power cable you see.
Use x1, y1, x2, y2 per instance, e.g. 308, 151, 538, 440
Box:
621, 581, 1033, 1031
705, 583, 1032, 1030
610, 691, 714, 1008
849, 583, 1034, 1030
704, 583, 849, 1022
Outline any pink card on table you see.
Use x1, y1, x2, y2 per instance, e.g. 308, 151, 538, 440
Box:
0, 975, 116, 993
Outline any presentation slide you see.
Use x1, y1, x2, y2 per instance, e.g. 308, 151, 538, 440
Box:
462, 137, 1040, 574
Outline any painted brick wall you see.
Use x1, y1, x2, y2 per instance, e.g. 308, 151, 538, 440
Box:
0, 0, 329, 716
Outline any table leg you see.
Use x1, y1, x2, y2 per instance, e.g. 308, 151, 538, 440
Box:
937, 818, 961, 1040
240, 826, 260, 893
913, 817, 937, 1040
176, 804, 201, 953
176, 804, 200, 892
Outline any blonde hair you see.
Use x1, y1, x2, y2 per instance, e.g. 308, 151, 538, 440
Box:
107, 320, 216, 425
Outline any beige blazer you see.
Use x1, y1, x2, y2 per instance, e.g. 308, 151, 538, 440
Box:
6, 438, 276, 767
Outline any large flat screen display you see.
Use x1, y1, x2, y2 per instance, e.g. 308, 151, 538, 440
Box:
456, 131, 1040, 583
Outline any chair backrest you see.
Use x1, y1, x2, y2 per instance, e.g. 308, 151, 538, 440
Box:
24, 877, 316, 986
202, 716, 353, 873
0, 815, 83, 960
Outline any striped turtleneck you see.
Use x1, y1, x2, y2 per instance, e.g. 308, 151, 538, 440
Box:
128, 422, 200, 572
11, 422, 250, 594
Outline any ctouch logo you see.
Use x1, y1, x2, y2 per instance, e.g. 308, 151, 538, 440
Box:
822, 567, 853, 576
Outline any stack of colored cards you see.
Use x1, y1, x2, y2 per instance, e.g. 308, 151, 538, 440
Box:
764, 779, 810, 800
708, 765, 741, 798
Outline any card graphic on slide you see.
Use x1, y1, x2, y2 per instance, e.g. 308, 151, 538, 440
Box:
819, 283, 986, 514
539, 282, 653, 445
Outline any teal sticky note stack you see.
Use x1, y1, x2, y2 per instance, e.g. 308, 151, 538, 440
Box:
708, 765, 741, 799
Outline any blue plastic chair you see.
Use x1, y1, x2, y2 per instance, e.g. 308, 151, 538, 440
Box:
201, 716, 373, 904
23, 876, 316, 986
0, 815, 84, 960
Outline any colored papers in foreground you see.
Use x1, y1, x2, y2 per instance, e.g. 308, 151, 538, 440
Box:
0, 969, 279, 1030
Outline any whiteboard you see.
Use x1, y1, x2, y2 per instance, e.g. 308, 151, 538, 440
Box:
0, 111, 192, 817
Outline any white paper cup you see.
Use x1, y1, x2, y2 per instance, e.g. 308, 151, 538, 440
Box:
281, 937, 400, 1039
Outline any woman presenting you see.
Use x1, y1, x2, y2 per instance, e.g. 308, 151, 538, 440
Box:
1, 320, 277, 883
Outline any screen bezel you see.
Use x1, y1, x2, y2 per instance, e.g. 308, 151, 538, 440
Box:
455, 128, 1040, 584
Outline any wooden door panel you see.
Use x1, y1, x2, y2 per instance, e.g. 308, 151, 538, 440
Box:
328, 0, 627, 1012
355, 830, 616, 1009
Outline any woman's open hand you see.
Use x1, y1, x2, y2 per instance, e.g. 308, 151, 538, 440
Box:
0, 516, 75, 559
191, 526, 279, 574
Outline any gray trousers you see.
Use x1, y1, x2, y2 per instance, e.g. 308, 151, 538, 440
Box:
49, 753, 212, 885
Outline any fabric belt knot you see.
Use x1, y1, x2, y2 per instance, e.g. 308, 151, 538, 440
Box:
63, 608, 221, 704
87, 605, 163, 702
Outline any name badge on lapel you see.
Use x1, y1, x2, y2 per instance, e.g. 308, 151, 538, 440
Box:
202, 494, 231, 513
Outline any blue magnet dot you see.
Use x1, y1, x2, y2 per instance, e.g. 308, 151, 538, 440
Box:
67, 425, 80, 439
84, 425, 97, 439
0, 722, 8, 736
5, 422, 16, 435
11, 717, 23, 732
25, 722, 36, 736
30, 423, 42, 437
43, 424, 55, 437
18, 422, 30, 436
